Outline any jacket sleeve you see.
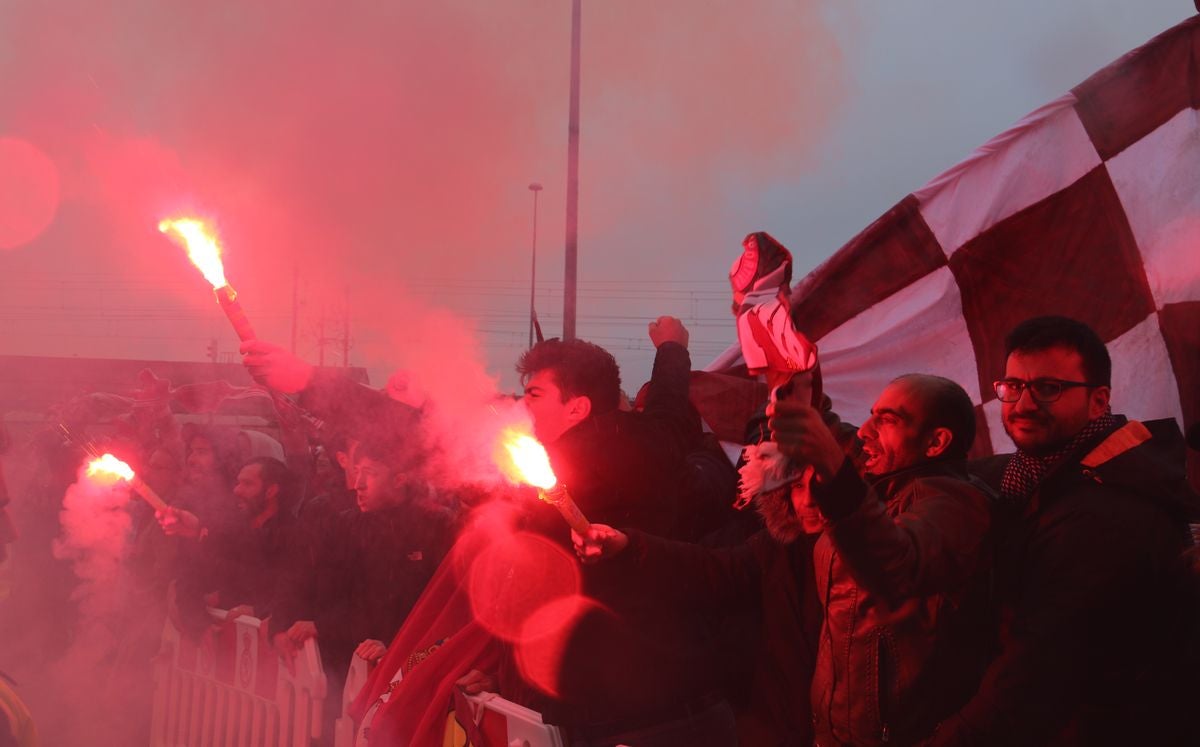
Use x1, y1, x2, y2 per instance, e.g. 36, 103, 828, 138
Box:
631, 341, 703, 462
267, 516, 327, 634
816, 460, 991, 604
297, 369, 421, 440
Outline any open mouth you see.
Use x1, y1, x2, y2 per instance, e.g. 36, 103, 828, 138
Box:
861, 444, 880, 471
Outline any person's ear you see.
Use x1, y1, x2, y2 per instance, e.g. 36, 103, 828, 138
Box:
335, 451, 350, 470
1088, 385, 1111, 420
924, 427, 953, 459
566, 395, 592, 425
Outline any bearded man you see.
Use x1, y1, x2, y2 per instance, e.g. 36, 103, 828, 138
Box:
579, 373, 994, 746
926, 316, 1199, 746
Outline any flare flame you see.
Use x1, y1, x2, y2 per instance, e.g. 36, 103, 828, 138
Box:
159, 217, 227, 288
86, 453, 135, 483
500, 428, 557, 490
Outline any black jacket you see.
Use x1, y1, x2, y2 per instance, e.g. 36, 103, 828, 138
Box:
607, 528, 824, 747
533, 341, 701, 542
176, 509, 302, 634
929, 417, 1200, 746
507, 342, 717, 733
275, 499, 455, 670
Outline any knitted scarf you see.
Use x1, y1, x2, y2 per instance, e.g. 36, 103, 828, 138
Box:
1000, 412, 1118, 509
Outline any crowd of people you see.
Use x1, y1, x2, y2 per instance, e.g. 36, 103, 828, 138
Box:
3, 306, 1199, 747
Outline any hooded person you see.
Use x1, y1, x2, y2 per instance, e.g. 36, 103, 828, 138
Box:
237, 429, 286, 463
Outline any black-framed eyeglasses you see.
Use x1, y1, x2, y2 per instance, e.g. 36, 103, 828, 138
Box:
993, 377, 1097, 404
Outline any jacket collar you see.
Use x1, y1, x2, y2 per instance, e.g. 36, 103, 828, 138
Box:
867, 458, 970, 495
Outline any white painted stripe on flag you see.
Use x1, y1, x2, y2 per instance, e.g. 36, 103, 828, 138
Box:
1105, 107, 1200, 309
1107, 313, 1185, 429
818, 266, 980, 427
981, 398, 1010, 456
915, 94, 1102, 257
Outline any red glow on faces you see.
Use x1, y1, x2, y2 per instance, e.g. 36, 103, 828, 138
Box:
466, 531, 581, 642
0, 137, 60, 250
512, 594, 599, 698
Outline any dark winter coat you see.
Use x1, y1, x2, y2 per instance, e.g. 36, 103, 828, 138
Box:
175, 508, 302, 634
927, 418, 1200, 747
812, 458, 994, 747
510, 342, 720, 734
274, 499, 456, 672
608, 528, 824, 747
534, 341, 701, 541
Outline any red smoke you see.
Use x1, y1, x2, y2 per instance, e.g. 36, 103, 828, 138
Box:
0, 1, 847, 359
0, 138, 60, 250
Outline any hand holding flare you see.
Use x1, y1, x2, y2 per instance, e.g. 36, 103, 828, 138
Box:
500, 430, 591, 535
159, 217, 258, 343
86, 453, 169, 513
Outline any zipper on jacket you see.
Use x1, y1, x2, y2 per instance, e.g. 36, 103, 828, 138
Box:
877, 632, 892, 742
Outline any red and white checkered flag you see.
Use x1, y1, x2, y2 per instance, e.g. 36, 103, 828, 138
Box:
712, 15, 1200, 473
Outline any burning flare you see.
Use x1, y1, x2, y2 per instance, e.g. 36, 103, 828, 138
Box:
86, 453, 135, 482
498, 428, 590, 534
501, 430, 558, 490
159, 217, 227, 288
159, 214, 257, 342
84, 453, 169, 512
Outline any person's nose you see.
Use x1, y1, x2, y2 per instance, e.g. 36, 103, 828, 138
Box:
1012, 385, 1040, 413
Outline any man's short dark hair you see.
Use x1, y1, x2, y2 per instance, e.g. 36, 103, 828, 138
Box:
355, 430, 421, 474
894, 374, 976, 461
1004, 316, 1111, 387
243, 456, 295, 512
516, 339, 622, 415
244, 456, 291, 492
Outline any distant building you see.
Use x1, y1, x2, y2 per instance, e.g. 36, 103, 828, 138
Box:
0, 354, 369, 441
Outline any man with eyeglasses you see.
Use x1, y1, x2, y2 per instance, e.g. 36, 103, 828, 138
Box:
925, 316, 1199, 747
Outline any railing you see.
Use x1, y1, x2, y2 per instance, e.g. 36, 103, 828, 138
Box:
150, 607, 562, 747
150, 608, 327, 747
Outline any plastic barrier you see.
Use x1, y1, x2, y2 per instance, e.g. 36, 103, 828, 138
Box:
454, 692, 566, 747
150, 608, 327, 747
335, 659, 564, 747
334, 656, 372, 747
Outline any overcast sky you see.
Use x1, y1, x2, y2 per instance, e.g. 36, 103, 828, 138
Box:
0, 0, 1193, 396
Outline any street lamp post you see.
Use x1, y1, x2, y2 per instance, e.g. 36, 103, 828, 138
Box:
528, 182, 543, 349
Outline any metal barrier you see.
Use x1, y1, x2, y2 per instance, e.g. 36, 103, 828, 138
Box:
150, 609, 328, 747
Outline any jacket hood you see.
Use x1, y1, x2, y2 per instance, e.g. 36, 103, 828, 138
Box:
1085, 417, 1200, 524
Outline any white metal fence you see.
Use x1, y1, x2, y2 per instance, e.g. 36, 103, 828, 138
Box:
150, 609, 327, 747
151, 608, 563, 747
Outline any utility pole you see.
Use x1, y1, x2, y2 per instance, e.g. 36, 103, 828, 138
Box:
317, 309, 326, 368
563, 0, 581, 341
290, 265, 299, 353
528, 182, 543, 349
342, 285, 350, 367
